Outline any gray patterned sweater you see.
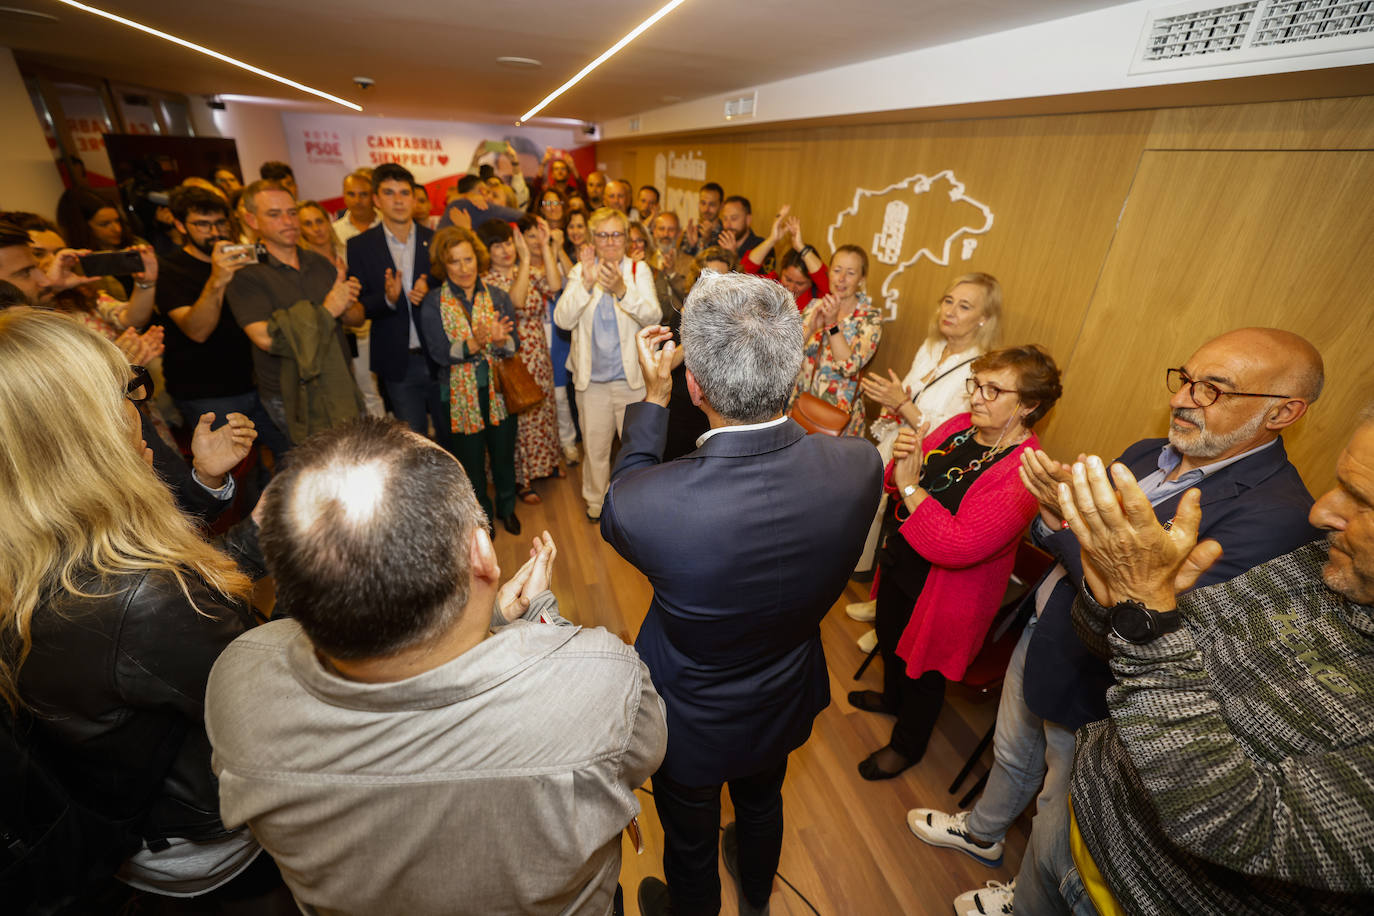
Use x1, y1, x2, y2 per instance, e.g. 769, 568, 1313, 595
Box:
1070, 541, 1374, 915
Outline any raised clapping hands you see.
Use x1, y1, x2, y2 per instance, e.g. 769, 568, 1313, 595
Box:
634, 325, 675, 408
891, 422, 930, 495
496, 531, 558, 621
473, 314, 515, 349
324, 266, 361, 318
1055, 456, 1223, 610
786, 214, 805, 252
595, 259, 627, 298
114, 325, 164, 365
1019, 448, 1079, 529
860, 368, 909, 409
191, 412, 257, 488
408, 275, 429, 306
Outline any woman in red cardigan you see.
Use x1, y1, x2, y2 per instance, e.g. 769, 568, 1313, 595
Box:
850, 345, 1062, 780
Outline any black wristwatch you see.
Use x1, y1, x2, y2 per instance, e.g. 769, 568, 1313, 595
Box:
827, 325, 841, 337
1108, 599, 1182, 644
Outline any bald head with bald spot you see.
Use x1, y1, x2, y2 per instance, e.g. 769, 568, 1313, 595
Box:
1168, 327, 1322, 473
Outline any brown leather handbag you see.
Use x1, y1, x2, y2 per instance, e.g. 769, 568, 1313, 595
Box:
790, 392, 850, 436
492, 356, 544, 415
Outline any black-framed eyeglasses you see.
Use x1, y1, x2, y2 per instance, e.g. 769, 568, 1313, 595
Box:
187, 217, 232, 231
1166, 368, 1289, 408
126, 364, 153, 403
966, 378, 1019, 402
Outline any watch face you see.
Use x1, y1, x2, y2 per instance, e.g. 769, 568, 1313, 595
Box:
1110, 602, 1155, 643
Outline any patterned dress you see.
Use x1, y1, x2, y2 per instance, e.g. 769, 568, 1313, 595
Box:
483, 267, 561, 486
791, 293, 883, 437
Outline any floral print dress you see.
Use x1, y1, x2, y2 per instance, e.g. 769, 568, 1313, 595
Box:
482, 267, 561, 486
792, 293, 883, 437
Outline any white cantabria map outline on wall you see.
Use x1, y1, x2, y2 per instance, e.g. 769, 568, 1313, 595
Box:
826, 169, 994, 321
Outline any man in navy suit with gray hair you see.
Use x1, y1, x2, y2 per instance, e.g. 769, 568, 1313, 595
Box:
601, 270, 883, 916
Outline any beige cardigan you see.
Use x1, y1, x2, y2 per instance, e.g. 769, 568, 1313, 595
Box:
553, 256, 661, 390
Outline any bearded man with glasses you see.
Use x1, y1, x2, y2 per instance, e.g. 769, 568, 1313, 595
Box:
155, 186, 289, 462
914, 327, 1327, 916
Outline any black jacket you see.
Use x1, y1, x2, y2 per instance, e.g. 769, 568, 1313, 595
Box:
16, 567, 254, 842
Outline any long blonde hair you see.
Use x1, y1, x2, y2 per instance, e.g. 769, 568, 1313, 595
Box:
0, 309, 252, 710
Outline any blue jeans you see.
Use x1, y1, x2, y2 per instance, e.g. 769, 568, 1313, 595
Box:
383, 350, 447, 438
175, 391, 290, 462
964, 614, 1080, 915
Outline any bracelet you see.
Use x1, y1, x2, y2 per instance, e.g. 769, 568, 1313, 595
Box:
136, 280, 156, 290
799, 244, 816, 259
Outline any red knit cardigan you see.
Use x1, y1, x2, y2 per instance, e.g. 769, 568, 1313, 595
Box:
881, 413, 1039, 681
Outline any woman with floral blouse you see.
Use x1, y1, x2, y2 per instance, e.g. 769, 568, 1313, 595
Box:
791, 244, 882, 437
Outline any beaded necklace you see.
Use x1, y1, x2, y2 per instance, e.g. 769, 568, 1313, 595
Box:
920, 427, 1020, 494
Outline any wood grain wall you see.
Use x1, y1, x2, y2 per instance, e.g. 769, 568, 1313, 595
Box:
598, 95, 1374, 497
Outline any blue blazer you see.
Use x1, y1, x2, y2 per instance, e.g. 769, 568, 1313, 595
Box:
601, 403, 883, 785
347, 224, 434, 383
1022, 436, 1318, 730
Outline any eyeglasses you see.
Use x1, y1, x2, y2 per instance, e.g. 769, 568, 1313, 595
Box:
126, 364, 153, 403
1166, 368, 1289, 408
187, 218, 232, 231
593, 231, 625, 241
541, 200, 563, 209
966, 378, 1019, 402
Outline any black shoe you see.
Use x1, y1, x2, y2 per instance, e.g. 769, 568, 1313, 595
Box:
722, 822, 770, 916
636, 876, 672, 916
847, 689, 896, 715
858, 745, 915, 781
502, 513, 521, 535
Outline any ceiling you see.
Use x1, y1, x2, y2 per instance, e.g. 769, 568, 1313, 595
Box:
4, 0, 1130, 124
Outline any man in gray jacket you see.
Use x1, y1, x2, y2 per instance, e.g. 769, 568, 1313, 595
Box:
205, 417, 666, 915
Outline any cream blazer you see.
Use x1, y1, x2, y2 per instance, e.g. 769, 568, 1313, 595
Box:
553, 256, 661, 391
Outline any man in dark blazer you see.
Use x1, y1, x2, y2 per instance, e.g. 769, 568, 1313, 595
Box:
601, 271, 883, 916
346, 162, 440, 436
911, 327, 1326, 916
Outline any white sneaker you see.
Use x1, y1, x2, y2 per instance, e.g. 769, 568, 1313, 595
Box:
953, 880, 1014, 915
845, 599, 876, 622
907, 809, 1004, 867
856, 628, 878, 653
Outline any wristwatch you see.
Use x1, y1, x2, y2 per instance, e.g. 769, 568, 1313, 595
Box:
901, 483, 918, 499
827, 325, 841, 337
1108, 599, 1182, 644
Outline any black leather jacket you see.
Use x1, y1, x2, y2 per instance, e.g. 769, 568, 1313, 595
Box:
17, 565, 254, 842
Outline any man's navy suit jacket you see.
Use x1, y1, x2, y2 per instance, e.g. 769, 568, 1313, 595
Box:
601, 402, 883, 785
347, 223, 433, 383
1023, 436, 1318, 730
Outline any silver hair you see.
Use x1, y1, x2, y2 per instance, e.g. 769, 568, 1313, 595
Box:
681, 270, 804, 423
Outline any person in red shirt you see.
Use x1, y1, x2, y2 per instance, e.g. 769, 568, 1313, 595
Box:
740, 205, 828, 310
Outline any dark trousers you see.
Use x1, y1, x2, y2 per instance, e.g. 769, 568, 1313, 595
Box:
875, 575, 947, 760
383, 350, 446, 437
444, 384, 517, 522
651, 759, 788, 915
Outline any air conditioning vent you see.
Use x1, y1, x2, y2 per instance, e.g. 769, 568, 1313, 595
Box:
1131, 0, 1374, 72
724, 92, 756, 120
1252, 0, 1374, 46
1142, 2, 1258, 60
628, 117, 641, 132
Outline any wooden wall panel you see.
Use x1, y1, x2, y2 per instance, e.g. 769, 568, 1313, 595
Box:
1048, 148, 1374, 497
599, 94, 1374, 496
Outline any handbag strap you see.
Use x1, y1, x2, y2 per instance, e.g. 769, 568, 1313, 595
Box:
911, 354, 977, 405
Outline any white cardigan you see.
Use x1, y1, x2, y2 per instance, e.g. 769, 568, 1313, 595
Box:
553, 256, 661, 391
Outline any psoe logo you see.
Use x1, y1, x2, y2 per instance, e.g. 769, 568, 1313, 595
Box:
304, 137, 343, 162
827, 169, 993, 322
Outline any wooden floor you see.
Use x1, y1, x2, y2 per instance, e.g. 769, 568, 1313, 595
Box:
492, 461, 1030, 916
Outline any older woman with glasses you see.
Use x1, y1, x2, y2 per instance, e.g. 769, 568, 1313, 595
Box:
850, 345, 1062, 781
553, 207, 660, 521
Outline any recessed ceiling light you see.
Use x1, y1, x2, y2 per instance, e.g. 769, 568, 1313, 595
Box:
497, 57, 543, 70
0, 6, 60, 22
517, 0, 689, 125
50, 0, 362, 111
